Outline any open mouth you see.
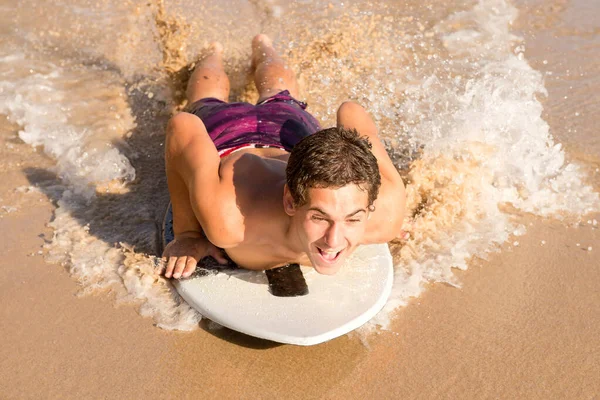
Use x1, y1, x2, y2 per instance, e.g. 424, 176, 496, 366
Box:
316, 247, 344, 263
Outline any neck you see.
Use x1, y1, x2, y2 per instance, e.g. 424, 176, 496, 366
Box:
267, 179, 308, 264
281, 215, 310, 265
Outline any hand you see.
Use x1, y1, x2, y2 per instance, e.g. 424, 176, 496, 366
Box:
397, 230, 410, 240
161, 235, 228, 279
396, 221, 413, 241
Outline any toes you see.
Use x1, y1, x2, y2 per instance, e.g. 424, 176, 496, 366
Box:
213, 251, 228, 264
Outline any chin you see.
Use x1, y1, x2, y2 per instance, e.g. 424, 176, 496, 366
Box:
313, 263, 342, 275
309, 245, 350, 275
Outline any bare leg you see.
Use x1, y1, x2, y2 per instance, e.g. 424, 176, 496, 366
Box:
251, 34, 299, 102
186, 42, 230, 104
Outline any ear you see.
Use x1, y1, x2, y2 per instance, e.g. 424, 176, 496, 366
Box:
283, 184, 296, 216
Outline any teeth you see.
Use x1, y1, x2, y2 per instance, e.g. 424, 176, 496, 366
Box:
320, 249, 339, 254
318, 248, 342, 262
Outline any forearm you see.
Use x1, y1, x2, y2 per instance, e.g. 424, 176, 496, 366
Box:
365, 181, 406, 243
166, 157, 204, 238
165, 112, 224, 240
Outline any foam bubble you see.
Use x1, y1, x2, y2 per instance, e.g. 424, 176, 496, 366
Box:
4, 0, 598, 335
364, 0, 599, 331
0, 53, 136, 198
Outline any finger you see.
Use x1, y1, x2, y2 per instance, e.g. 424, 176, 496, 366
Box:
182, 257, 198, 278
215, 253, 228, 264
209, 248, 228, 264
164, 256, 177, 278
172, 256, 188, 279
396, 230, 410, 240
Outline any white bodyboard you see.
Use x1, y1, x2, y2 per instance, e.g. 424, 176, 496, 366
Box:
163, 204, 393, 346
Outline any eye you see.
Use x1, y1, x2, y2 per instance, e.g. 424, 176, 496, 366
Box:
347, 218, 362, 223
311, 215, 326, 222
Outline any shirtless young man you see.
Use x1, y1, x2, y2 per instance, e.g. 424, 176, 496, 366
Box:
162, 34, 406, 279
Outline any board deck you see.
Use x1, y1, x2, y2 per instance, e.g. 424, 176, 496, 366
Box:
163, 203, 393, 346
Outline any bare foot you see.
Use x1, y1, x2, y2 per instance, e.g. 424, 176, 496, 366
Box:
250, 33, 299, 101
191, 41, 224, 69
251, 34, 274, 70
208, 41, 224, 55
252, 33, 273, 49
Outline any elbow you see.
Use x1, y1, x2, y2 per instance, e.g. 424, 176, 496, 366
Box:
368, 212, 405, 244
204, 231, 243, 249
391, 200, 407, 241
381, 216, 405, 243
202, 217, 244, 249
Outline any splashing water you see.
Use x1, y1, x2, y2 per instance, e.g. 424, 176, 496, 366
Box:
0, 0, 598, 333
367, 0, 599, 329
0, 54, 136, 198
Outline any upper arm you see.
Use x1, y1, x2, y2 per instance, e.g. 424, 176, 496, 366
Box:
165, 112, 243, 247
336, 102, 406, 242
336, 101, 398, 184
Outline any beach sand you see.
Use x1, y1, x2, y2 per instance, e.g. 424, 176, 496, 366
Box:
1, 140, 598, 399
1, 1, 599, 399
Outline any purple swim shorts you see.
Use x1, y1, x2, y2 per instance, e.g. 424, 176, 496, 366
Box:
186, 90, 322, 156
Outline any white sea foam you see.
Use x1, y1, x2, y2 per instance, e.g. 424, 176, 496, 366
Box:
2, 0, 598, 336
0, 53, 136, 198
365, 0, 599, 331
0, 6, 197, 330
43, 192, 199, 330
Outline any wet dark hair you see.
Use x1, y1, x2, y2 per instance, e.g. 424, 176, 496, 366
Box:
286, 127, 381, 206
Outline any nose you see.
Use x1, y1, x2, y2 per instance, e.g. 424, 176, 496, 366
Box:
324, 222, 344, 249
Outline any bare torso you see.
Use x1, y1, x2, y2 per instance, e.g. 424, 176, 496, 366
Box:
215, 147, 310, 269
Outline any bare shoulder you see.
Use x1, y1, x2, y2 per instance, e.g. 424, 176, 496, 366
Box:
166, 112, 215, 157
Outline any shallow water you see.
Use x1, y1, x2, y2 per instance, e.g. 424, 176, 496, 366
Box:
1, 0, 598, 331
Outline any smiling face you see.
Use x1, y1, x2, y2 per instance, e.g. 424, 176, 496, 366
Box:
284, 184, 371, 275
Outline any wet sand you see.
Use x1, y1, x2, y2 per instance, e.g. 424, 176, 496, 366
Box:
1, 138, 598, 399
1, 3, 600, 400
